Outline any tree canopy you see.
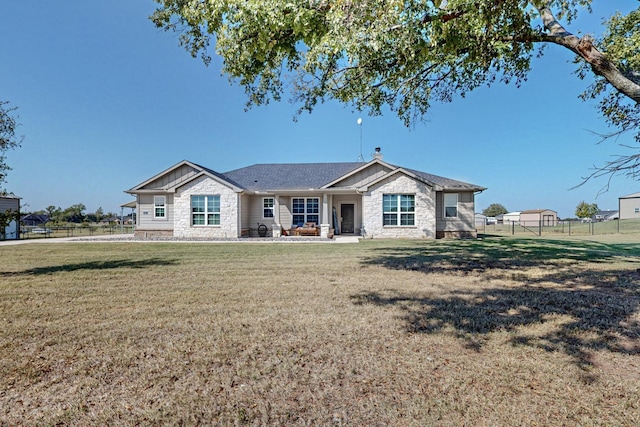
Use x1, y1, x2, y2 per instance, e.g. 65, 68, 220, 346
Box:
151, 1, 640, 180
575, 200, 599, 219
482, 203, 508, 217
0, 101, 23, 187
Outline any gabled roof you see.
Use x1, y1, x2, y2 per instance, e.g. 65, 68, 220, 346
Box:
224, 160, 485, 192
405, 168, 485, 191
127, 160, 243, 193
128, 159, 485, 194
593, 210, 619, 219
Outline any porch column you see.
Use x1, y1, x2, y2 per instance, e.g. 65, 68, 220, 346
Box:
272, 195, 281, 237
321, 193, 330, 238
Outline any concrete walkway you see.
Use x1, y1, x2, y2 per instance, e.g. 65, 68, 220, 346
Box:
0, 234, 361, 246
0, 234, 134, 246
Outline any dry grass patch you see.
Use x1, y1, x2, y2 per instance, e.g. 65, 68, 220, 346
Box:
1, 237, 639, 425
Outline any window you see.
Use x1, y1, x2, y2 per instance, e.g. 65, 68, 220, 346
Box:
154, 196, 166, 218
444, 193, 458, 218
635, 207, 640, 214
292, 197, 320, 226
383, 194, 415, 226
191, 195, 220, 226
263, 198, 274, 218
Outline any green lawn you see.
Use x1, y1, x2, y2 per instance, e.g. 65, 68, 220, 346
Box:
1, 235, 639, 425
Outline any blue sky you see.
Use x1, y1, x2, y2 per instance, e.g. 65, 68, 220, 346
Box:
1, 1, 638, 218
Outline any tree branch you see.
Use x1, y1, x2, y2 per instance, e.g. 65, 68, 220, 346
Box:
537, 5, 640, 103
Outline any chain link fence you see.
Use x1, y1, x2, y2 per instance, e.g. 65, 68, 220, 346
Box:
477, 219, 640, 237
20, 225, 134, 240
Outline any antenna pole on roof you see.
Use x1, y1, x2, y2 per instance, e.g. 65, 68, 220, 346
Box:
357, 118, 364, 162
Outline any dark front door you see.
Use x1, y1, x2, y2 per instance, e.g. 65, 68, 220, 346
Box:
341, 204, 355, 234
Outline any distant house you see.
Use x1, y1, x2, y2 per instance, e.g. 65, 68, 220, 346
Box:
619, 192, 640, 220
475, 213, 487, 227
126, 157, 486, 239
21, 213, 49, 226
520, 209, 558, 227
1, 195, 20, 240
592, 210, 619, 222
99, 216, 120, 225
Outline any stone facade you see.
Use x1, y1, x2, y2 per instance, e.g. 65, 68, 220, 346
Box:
128, 159, 484, 241
133, 229, 173, 239
362, 174, 436, 239
436, 230, 477, 239
173, 176, 239, 238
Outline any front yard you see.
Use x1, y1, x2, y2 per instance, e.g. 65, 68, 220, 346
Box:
1, 236, 639, 425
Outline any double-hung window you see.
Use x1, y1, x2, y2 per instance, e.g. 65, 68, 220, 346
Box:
191, 195, 220, 226
263, 198, 274, 218
383, 194, 415, 226
154, 196, 166, 219
292, 197, 319, 226
444, 193, 458, 218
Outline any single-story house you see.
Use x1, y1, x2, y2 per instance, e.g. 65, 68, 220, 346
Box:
21, 213, 49, 226
592, 210, 619, 222
98, 216, 120, 225
619, 192, 640, 220
520, 209, 558, 227
126, 155, 485, 239
1, 195, 20, 240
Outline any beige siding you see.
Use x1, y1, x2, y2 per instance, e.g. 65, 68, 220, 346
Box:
620, 197, 640, 220
136, 193, 173, 231
278, 196, 293, 229
435, 191, 476, 234
247, 195, 276, 228
240, 194, 251, 230
141, 164, 201, 191
332, 163, 394, 188
520, 210, 557, 226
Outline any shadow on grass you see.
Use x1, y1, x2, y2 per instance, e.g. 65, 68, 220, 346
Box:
354, 237, 640, 375
363, 237, 640, 276
5, 258, 179, 276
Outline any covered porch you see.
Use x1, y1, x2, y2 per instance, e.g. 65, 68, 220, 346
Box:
247, 191, 363, 239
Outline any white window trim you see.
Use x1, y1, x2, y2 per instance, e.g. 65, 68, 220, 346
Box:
291, 197, 320, 226
191, 195, 221, 227
383, 194, 416, 227
444, 193, 458, 218
154, 196, 166, 219
263, 197, 275, 219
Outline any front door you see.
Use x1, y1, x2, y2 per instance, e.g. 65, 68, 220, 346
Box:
341, 204, 355, 234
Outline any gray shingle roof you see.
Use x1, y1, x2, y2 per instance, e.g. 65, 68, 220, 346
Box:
221, 162, 484, 192
405, 168, 485, 191
223, 163, 365, 191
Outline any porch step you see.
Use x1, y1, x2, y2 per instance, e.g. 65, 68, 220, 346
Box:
333, 236, 360, 243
